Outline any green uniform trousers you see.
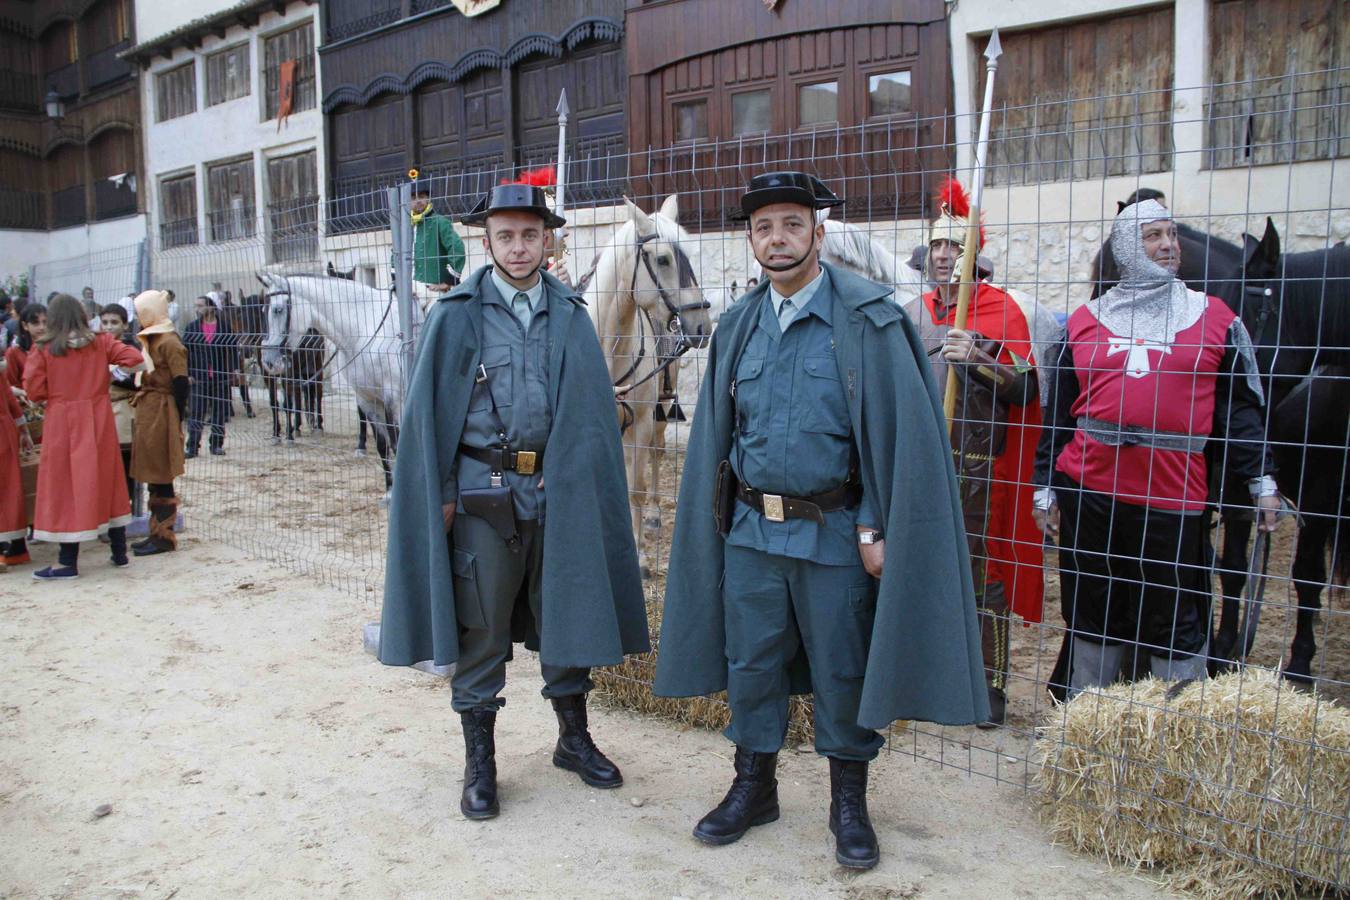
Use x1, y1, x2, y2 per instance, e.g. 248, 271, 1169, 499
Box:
723, 543, 884, 761
449, 514, 592, 712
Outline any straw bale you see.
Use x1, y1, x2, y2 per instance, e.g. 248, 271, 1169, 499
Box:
592, 597, 815, 746
1036, 671, 1350, 898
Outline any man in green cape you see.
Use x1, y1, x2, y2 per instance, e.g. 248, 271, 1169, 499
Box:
379, 182, 650, 820
655, 172, 988, 870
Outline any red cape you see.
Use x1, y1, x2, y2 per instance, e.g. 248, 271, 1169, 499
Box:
922, 283, 1045, 623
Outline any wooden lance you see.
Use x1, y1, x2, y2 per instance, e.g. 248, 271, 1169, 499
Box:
942, 29, 1002, 434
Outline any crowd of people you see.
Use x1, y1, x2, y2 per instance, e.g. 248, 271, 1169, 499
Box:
1, 287, 194, 579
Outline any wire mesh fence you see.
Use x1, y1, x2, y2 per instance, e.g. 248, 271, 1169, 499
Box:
18, 69, 1348, 892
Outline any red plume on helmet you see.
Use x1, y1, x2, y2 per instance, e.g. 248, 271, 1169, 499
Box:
501, 166, 557, 188
936, 176, 985, 245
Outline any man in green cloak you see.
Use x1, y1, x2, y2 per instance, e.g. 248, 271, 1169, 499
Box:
378, 182, 650, 821
408, 175, 466, 307
655, 172, 988, 870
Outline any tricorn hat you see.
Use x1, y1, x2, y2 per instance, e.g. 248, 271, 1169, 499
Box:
735, 171, 841, 220
462, 183, 566, 229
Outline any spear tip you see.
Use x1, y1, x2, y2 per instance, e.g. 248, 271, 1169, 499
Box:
985, 28, 1002, 63
555, 88, 570, 119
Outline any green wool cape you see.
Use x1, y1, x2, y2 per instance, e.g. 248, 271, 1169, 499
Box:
653, 263, 990, 727
378, 265, 651, 670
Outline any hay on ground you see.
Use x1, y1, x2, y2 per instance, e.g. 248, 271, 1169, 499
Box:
1036, 670, 1350, 898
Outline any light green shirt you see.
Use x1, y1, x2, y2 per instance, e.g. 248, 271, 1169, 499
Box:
490, 268, 545, 329
768, 266, 827, 333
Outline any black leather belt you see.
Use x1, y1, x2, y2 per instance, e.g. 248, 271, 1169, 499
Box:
737, 480, 862, 525
458, 444, 543, 476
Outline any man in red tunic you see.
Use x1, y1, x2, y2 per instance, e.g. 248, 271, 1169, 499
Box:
903, 178, 1044, 727
1034, 200, 1280, 694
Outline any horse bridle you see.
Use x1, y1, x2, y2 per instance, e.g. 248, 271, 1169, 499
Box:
262, 277, 395, 384
611, 232, 710, 391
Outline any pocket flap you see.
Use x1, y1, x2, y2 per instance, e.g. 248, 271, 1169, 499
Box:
451, 548, 476, 579
803, 354, 839, 380
737, 355, 764, 379
481, 344, 512, 369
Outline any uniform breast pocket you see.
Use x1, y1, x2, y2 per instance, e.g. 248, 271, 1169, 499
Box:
801, 354, 850, 436
734, 355, 766, 434
469, 345, 513, 412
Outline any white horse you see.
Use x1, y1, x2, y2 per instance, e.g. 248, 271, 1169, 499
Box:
747, 217, 926, 306
257, 272, 412, 502
583, 195, 712, 578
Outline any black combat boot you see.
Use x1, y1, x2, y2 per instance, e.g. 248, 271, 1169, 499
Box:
693, 746, 779, 845
551, 694, 622, 788
829, 758, 879, 869
459, 708, 499, 820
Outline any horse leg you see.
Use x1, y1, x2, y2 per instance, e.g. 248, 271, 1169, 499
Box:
1211, 510, 1253, 670
267, 375, 282, 445
645, 414, 666, 539
240, 369, 254, 418
629, 418, 655, 580
312, 380, 324, 432
356, 406, 368, 456
1284, 520, 1329, 685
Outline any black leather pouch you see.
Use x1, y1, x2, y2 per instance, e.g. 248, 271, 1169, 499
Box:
714, 459, 738, 536
460, 486, 520, 549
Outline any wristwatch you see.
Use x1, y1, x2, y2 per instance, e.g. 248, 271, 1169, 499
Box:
857, 530, 883, 545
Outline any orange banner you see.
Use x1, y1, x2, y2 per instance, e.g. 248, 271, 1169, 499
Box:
277, 59, 296, 131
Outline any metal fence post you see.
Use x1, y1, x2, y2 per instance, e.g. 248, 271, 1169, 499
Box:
27, 264, 37, 305
389, 183, 416, 376
135, 238, 151, 293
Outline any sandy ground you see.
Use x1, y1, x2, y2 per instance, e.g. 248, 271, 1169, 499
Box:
0, 537, 1176, 900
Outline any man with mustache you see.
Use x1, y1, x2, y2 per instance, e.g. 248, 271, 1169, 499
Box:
656, 172, 988, 870
903, 177, 1044, 729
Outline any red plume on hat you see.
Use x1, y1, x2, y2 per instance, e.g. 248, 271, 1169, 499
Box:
936, 176, 985, 245
501, 166, 557, 188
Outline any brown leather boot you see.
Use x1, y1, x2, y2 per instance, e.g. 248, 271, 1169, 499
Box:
135, 497, 178, 556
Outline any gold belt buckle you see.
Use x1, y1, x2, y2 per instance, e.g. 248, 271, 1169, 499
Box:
762, 493, 786, 523
515, 451, 537, 476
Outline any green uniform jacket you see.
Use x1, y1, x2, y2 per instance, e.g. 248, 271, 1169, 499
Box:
653, 263, 990, 728
378, 265, 651, 669
411, 210, 467, 284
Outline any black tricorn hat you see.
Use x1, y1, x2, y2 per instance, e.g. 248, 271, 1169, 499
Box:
735, 171, 842, 220
462, 183, 566, 229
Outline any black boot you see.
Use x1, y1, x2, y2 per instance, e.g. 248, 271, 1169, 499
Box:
459, 709, 499, 820
693, 746, 779, 845
977, 686, 1007, 730
551, 694, 622, 788
829, 758, 879, 870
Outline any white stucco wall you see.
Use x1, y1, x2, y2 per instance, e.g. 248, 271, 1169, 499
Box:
946, 0, 1350, 313
2, 216, 149, 302
140, 0, 324, 298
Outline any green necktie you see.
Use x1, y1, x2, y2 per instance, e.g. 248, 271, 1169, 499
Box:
512, 291, 533, 328
777, 297, 797, 333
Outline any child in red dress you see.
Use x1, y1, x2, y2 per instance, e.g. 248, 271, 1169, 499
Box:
0, 385, 33, 564
23, 294, 143, 580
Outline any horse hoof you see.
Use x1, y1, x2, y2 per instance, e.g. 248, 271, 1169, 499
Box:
642, 515, 661, 536
379, 493, 392, 509
639, 564, 651, 581
354, 449, 367, 458
271, 437, 281, 446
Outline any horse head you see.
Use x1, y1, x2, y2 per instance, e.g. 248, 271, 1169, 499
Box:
1214, 217, 1283, 354
625, 195, 712, 350
257, 272, 309, 376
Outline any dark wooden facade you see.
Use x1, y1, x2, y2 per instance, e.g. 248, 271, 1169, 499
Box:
0, 0, 141, 231
320, 0, 627, 232
625, 0, 952, 227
